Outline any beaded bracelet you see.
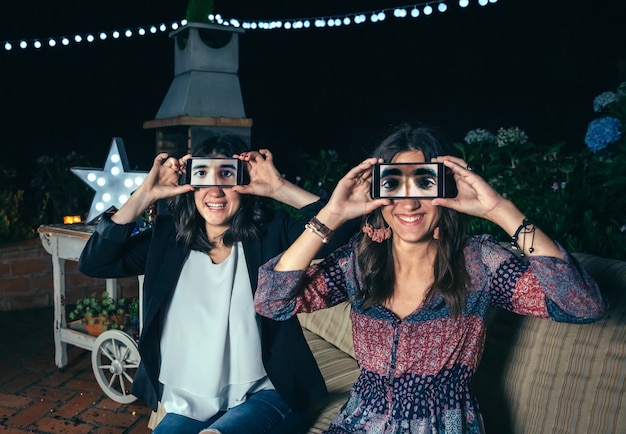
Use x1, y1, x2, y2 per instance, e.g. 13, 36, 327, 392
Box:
510, 218, 536, 257
305, 216, 334, 244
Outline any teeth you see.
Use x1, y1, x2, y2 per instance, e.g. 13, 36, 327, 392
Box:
207, 203, 226, 209
399, 215, 422, 222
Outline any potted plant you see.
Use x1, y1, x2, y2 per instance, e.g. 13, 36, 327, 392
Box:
68, 291, 136, 337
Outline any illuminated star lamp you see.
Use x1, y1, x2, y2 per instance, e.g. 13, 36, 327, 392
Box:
71, 138, 148, 223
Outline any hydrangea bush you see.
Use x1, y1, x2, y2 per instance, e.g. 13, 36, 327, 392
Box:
454, 82, 626, 259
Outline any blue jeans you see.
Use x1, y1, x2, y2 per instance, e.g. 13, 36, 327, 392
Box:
152, 390, 306, 434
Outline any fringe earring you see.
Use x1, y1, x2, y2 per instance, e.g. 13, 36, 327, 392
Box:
362, 222, 392, 243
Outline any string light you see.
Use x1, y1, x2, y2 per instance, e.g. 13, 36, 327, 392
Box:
3, 19, 186, 53
3, 0, 499, 53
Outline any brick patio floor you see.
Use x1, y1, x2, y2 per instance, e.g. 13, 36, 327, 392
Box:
0, 307, 152, 433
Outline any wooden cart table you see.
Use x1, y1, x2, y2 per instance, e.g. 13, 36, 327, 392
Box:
38, 223, 141, 403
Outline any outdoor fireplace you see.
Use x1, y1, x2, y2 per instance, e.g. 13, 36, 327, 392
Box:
143, 22, 252, 157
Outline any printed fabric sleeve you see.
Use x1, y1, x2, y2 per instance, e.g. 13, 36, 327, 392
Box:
475, 235, 608, 324
255, 237, 359, 321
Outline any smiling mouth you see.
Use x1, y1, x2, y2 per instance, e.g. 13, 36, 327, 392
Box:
206, 203, 226, 209
397, 214, 423, 223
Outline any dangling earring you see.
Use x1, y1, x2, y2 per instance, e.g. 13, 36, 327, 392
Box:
362, 222, 392, 243
433, 227, 440, 240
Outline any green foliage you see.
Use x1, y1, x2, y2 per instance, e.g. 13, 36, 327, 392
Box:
68, 291, 138, 332
0, 152, 94, 245
271, 149, 348, 218
0, 189, 34, 242
298, 149, 349, 196
0, 167, 37, 243
30, 152, 94, 225
456, 121, 626, 260
185, 0, 214, 23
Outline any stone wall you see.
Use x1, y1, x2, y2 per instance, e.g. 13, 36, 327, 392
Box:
0, 238, 139, 311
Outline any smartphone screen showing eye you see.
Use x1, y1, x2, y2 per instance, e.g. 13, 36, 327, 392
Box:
185, 158, 244, 187
371, 162, 448, 199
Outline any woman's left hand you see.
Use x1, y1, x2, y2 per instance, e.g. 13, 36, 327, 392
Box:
431, 156, 506, 221
232, 149, 285, 197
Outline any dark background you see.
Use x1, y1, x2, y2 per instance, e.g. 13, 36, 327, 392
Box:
1, 0, 624, 178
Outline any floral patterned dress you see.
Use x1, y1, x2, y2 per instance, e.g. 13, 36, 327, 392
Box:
255, 234, 607, 434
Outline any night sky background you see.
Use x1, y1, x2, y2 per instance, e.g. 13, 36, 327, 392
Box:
2, 0, 625, 180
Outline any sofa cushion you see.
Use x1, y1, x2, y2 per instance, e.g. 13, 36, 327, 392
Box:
473, 253, 626, 434
298, 302, 355, 359
301, 327, 359, 433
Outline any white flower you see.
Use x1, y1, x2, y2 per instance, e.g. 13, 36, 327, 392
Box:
464, 128, 495, 144
495, 127, 529, 147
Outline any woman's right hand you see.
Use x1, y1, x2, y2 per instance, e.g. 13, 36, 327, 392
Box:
138, 153, 194, 202
111, 153, 194, 225
318, 158, 391, 230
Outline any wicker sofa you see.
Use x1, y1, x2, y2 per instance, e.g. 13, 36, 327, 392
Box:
297, 252, 626, 433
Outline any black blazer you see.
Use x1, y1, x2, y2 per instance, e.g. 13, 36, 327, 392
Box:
78, 201, 354, 413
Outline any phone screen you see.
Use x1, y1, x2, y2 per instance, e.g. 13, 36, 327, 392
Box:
371, 162, 446, 199
185, 158, 243, 187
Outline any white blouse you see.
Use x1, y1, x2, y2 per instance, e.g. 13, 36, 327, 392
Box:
159, 243, 273, 421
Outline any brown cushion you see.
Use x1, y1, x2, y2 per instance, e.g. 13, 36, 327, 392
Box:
302, 328, 359, 433
298, 302, 355, 359
474, 253, 626, 434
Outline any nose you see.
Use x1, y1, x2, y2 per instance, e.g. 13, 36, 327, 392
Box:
399, 198, 421, 210
200, 186, 225, 197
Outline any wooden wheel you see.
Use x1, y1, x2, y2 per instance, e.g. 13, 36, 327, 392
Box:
91, 330, 139, 404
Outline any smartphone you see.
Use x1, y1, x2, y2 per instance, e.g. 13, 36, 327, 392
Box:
184, 157, 244, 187
371, 162, 455, 199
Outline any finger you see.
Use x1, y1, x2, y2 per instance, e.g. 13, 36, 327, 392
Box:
231, 185, 254, 195
258, 149, 272, 161
155, 153, 170, 166
173, 185, 195, 195
160, 156, 179, 169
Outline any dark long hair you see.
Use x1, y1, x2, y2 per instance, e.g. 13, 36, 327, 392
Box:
356, 124, 471, 318
168, 135, 269, 252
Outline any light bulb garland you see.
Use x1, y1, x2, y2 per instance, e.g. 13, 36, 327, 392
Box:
3, 0, 499, 53
3, 20, 186, 53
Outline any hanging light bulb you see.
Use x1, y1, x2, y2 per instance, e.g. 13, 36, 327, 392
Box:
5, 4, 501, 50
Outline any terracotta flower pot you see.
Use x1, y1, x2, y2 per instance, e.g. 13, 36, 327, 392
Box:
84, 314, 127, 337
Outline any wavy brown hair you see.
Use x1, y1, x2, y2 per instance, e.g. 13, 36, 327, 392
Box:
356, 124, 471, 318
